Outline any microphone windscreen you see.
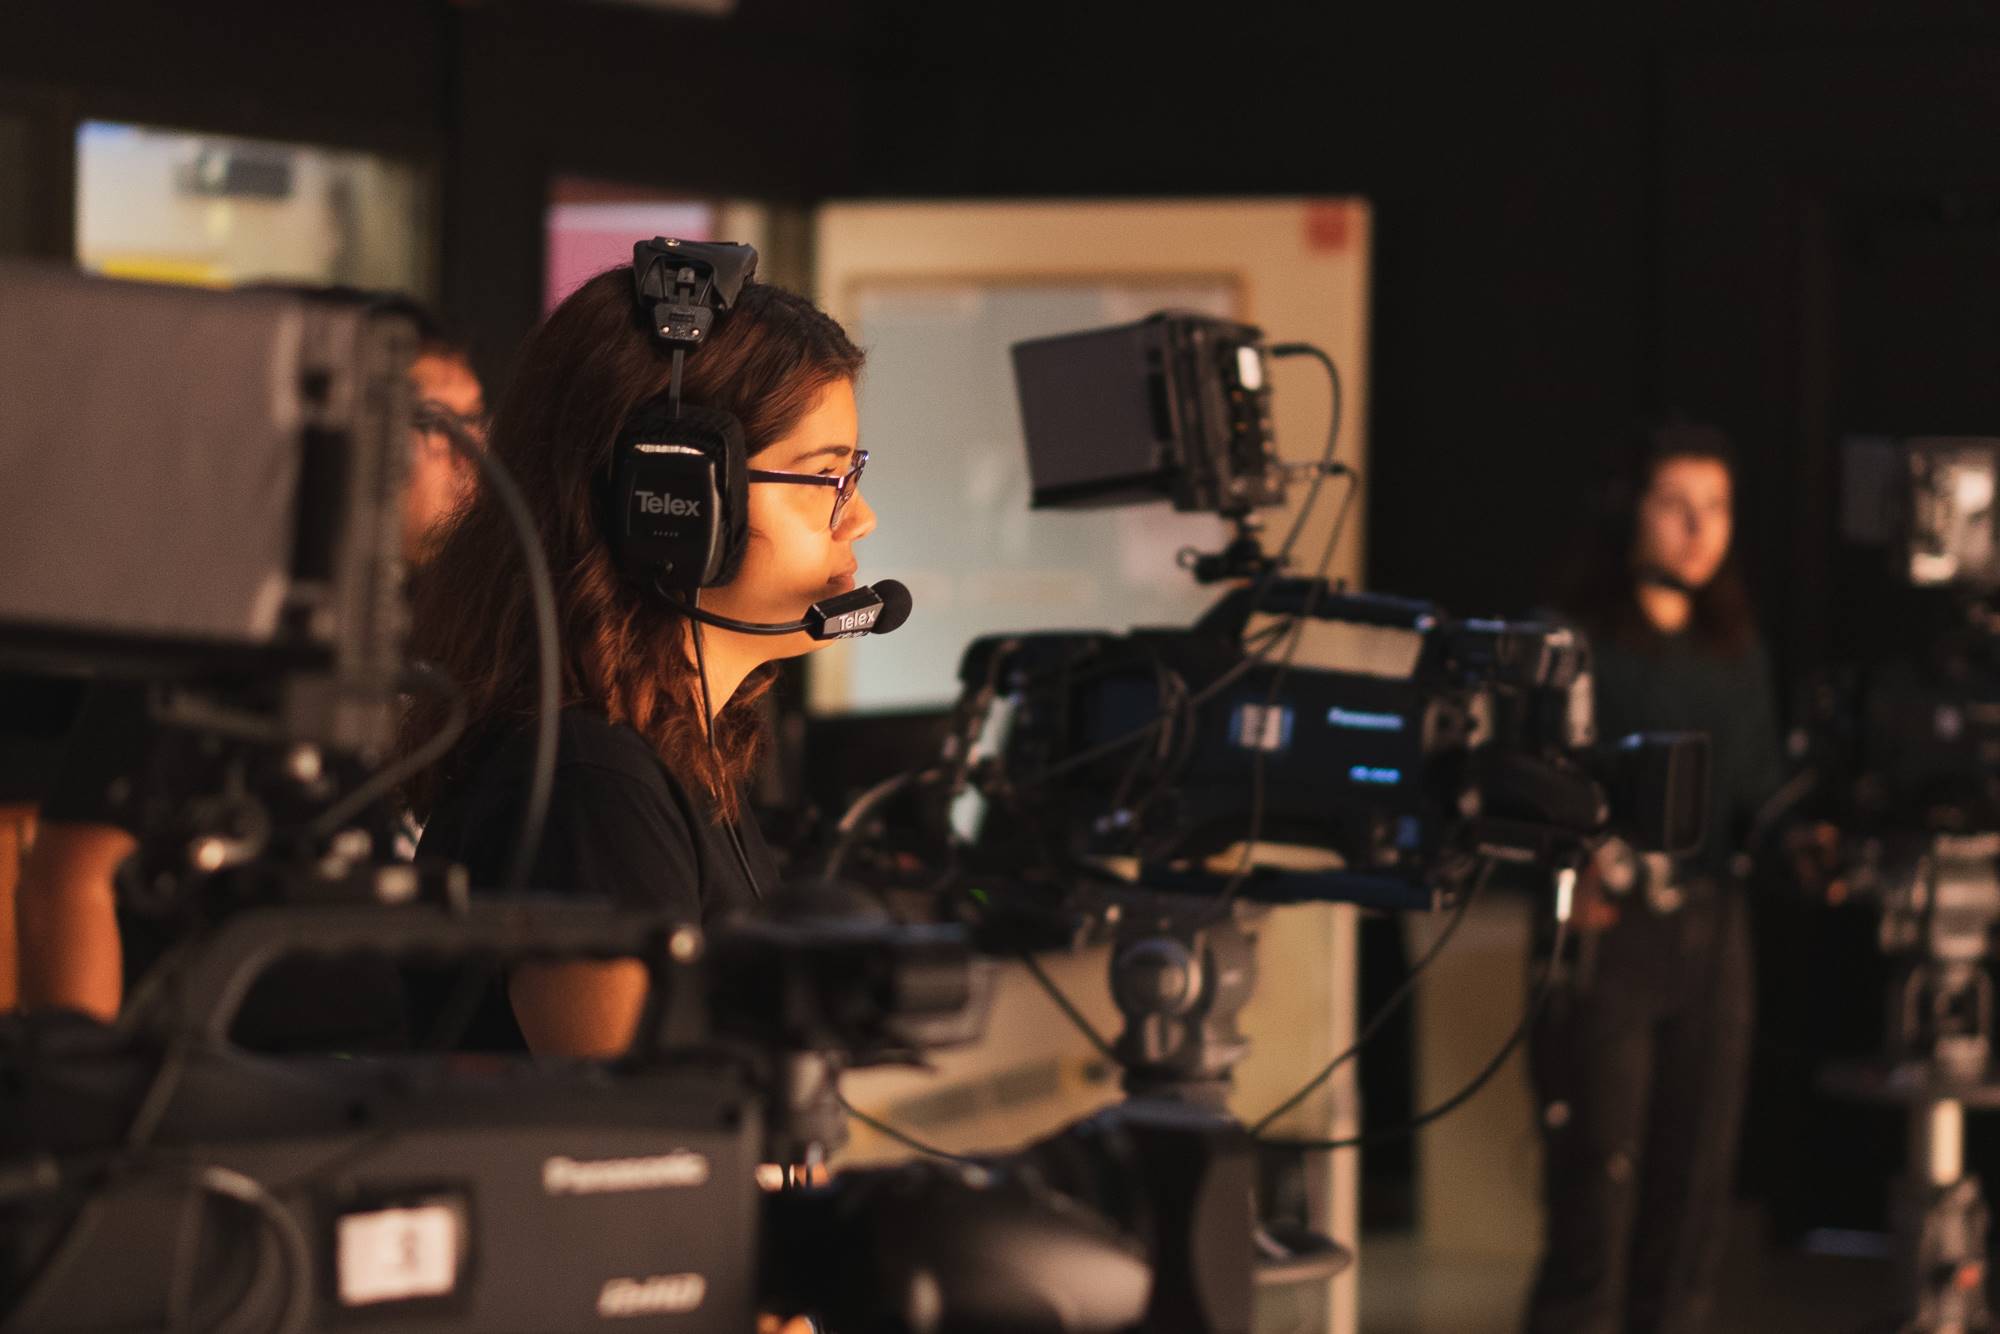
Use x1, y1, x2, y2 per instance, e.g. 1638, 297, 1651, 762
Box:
870, 579, 914, 635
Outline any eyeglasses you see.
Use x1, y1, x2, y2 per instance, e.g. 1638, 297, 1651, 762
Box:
747, 448, 869, 531
412, 399, 489, 452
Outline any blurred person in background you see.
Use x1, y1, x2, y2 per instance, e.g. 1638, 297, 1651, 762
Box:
9, 291, 482, 1033
1525, 419, 1784, 1334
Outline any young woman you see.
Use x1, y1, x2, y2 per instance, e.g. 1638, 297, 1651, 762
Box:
1525, 420, 1784, 1334
405, 269, 872, 1058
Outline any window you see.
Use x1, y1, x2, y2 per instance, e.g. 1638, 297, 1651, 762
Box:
75, 121, 431, 293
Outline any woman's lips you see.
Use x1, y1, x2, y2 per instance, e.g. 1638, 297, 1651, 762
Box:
827, 569, 858, 594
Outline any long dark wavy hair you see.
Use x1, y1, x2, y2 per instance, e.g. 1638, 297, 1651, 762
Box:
1562, 417, 1758, 657
402, 267, 864, 822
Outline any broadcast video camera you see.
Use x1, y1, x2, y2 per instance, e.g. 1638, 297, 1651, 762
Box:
956, 587, 1707, 912
946, 314, 1709, 917
1795, 434, 2000, 1334
1793, 438, 2000, 1057
1803, 436, 2000, 836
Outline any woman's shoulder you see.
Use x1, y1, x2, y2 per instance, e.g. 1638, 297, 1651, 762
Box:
420, 708, 699, 863
547, 709, 673, 781
436, 708, 692, 811
418, 706, 733, 911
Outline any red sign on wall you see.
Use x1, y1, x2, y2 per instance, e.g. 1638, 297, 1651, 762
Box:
1304, 200, 1354, 254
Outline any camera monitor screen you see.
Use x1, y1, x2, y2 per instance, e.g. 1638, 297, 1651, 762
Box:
1011, 313, 1277, 516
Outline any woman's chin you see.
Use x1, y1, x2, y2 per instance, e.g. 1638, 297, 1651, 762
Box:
774, 628, 833, 660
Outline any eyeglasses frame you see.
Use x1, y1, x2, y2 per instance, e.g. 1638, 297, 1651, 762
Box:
746, 448, 869, 531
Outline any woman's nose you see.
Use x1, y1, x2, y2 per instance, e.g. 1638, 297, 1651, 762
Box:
838, 488, 877, 541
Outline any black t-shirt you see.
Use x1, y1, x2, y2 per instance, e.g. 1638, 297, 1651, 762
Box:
409, 708, 774, 1048
417, 708, 773, 916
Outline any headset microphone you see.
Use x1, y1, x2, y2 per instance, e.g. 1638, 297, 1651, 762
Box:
676, 579, 914, 641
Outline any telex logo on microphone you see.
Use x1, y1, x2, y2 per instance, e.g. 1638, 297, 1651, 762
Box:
825, 609, 878, 636
635, 490, 701, 517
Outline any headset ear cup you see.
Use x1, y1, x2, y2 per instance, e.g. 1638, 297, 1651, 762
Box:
607, 446, 722, 591
672, 405, 750, 587
602, 399, 746, 590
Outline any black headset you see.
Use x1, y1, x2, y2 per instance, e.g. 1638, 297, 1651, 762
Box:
593, 239, 910, 903
598, 238, 771, 900
600, 238, 914, 644
599, 237, 761, 592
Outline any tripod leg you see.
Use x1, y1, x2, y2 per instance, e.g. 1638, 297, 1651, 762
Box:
1897, 1098, 1991, 1334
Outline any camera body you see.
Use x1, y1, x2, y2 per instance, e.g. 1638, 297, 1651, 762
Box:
960, 580, 1709, 907
0, 903, 990, 1333
1843, 436, 2000, 590
0, 262, 414, 759
1802, 435, 2000, 833
0, 1022, 765, 1331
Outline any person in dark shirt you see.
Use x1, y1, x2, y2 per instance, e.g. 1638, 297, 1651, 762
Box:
1524, 421, 1784, 1334
405, 268, 872, 1059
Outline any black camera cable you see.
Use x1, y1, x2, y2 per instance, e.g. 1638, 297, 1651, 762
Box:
1734, 766, 1822, 884
868, 844, 1125, 1075
1015, 947, 1122, 1065
1261, 875, 1574, 1153
169, 1164, 312, 1334
815, 623, 1021, 891
305, 662, 466, 843
393, 410, 562, 1053
421, 406, 560, 896
1248, 858, 1492, 1136
1007, 616, 1299, 815
1103, 658, 1193, 829
832, 1088, 984, 1165
5, 1159, 311, 1334
1195, 339, 1349, 697
1264, 343, 1346, 566
817, 766, 943, 889
685, 592, 764, 902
